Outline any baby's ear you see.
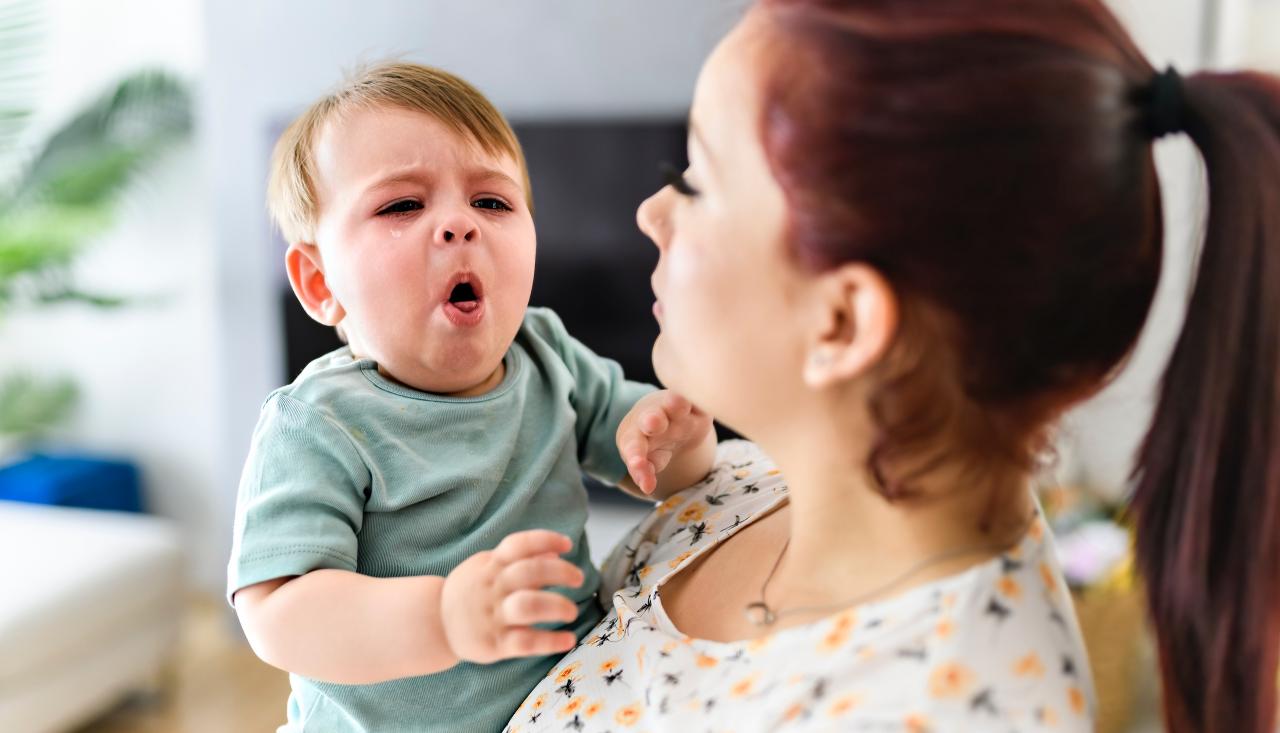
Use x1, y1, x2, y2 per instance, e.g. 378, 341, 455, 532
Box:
285, 242, 345, 326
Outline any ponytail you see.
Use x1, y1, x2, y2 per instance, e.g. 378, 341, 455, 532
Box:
1132, 69, 1280, 733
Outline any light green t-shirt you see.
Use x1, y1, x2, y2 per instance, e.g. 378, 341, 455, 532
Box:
227, 307, 654, 733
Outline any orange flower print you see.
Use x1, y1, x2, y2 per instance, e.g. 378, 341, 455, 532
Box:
529, 694, 548, 712
598, 658, 621, 675
1068, 686, 1087, 715
636, 645, 646, 672
832, 609, 858, 632
668, 550, 694, 569
766, 469, 781, 476
554, 662, 582, 684
928, 662, 976, 699
695, 653, 719, 668
558, 698, 585, 718
905, 713, 931, 733
734, 468, 751, 479
583, 700, 603, 718
677, 503, 707, 523
935, 617, 954, 639
1040, 706, 1059, 726
1014, 652, 1045, 678
998, 575, 1023, 600
819, 627, 850, 653
828, 694, 861, 717
656, 495, 685, 516
637, 565, 653, 580
747, 634, 773, 652
730, 673, 761, 698
783, 702, 806, 721
614, 702, 643, 726
1040, 562, 1058, 592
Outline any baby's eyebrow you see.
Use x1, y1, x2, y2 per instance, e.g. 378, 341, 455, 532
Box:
465, 167, 521, 191
363, 169, 427, 193
361, 167, 520, 194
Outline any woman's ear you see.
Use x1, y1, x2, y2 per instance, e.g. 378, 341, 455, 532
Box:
285, 242, 346, 326
802, 263, 898, 389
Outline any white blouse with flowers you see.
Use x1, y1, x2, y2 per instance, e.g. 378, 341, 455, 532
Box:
507, 441, 1096, 733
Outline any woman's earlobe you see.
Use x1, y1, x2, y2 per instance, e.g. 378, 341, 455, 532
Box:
802, 264, 898, 390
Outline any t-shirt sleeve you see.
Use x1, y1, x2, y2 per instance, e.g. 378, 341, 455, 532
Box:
226, 393, 371, 604
537, 309, 656, 485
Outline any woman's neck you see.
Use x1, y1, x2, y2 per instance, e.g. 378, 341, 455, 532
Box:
754, 426, 1035, 613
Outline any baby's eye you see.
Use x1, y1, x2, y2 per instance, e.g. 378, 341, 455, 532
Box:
472, 197, 512, 212
377, 199, 422, 216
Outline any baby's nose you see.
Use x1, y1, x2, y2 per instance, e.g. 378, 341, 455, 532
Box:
435, 213, 479, 245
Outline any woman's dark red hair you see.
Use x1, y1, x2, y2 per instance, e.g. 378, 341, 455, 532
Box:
753, 0, 1280, 730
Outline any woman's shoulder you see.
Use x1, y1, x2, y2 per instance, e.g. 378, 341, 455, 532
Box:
598, 440, 787, 593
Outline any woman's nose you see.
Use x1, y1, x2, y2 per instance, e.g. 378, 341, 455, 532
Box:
636, 188, 670, 250
433, 211, 479, 245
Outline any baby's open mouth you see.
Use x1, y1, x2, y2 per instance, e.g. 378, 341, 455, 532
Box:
449, 282, 480, 312
443, 274, 484, 317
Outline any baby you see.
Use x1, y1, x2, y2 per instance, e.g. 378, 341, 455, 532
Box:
228, 62, 716, 733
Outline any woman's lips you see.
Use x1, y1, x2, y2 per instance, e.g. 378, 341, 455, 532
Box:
653, 300, 664, 321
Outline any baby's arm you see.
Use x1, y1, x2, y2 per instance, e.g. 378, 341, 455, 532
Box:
616, 390, 717, 501
234, 530, 583, 685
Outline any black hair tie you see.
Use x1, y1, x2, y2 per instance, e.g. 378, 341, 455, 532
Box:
1145, 66, 1186, 139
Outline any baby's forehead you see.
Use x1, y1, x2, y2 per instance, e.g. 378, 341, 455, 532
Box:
314, 105, 523, 193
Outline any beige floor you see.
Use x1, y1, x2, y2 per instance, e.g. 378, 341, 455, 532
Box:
72, 598, 291, 733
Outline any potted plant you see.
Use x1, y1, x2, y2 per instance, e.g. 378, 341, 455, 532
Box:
0, 0, 191, 461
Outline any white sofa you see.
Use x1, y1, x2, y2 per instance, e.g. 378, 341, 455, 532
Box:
0, 501, 184, 733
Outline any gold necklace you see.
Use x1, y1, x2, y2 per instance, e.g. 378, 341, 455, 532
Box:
744, 514, 1035, 627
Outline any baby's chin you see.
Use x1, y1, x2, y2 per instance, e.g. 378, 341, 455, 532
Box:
402, 343, 508, 396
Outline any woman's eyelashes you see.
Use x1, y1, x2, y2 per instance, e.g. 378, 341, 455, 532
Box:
661, 162, 700, 197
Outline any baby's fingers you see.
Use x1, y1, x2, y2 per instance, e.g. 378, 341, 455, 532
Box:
500, 589, 580, 626
498, 627, 578, 658
639, 407, 670, 437
494, 530, 572, 564
498, 554, 585, 592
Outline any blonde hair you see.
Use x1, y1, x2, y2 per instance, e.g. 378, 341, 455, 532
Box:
267, 61, 532, 244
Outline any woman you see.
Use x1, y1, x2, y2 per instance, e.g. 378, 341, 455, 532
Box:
509, 0, 1280, 730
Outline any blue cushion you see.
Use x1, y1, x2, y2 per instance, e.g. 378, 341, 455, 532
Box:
0, 454, 144, 513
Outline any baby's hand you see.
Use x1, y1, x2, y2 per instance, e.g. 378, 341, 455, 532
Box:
440, 530, 584, 665
617, 390, 714, 495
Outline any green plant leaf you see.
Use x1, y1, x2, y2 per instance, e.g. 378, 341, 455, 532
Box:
0, 0, 41, 163
0, 372, 78, 439
14, 70, 191, 208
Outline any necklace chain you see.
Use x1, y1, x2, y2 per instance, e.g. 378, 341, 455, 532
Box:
744, 513, 1035, 627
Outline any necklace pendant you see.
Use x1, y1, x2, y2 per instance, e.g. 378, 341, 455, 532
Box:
744, 602, 776, 626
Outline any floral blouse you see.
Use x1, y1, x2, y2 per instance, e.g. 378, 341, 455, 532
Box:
508, 441, 1096, 732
